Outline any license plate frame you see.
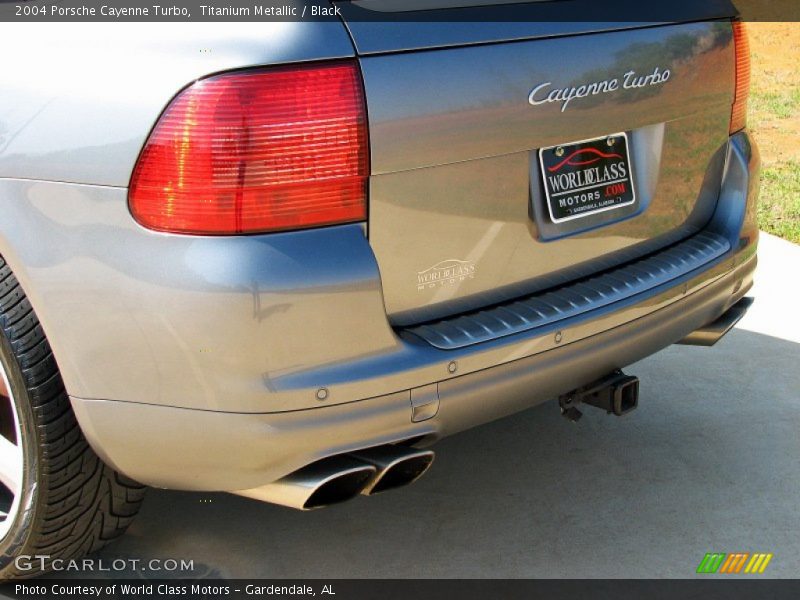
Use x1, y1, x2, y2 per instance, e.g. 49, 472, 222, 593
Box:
538, 132, 636, 224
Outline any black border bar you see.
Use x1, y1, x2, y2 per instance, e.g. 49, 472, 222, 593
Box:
3, 579, 800, 600
2, 0, 800, 22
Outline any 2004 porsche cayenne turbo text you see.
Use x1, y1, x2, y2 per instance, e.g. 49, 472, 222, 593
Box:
0, 0, 758, 579
44, 5, 191, 18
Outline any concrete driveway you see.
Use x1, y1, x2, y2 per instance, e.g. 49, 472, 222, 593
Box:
86, 233, 800, 579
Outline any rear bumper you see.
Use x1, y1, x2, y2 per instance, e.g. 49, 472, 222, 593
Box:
3, 130, 758, 492
71, 252, 756, 491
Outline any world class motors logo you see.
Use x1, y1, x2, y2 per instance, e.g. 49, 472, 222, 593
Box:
696, 552, 774, 574
417, 259, 476, 291
539, 134, 635, 223
547, 144, 628, 187
547, 147, 629, 205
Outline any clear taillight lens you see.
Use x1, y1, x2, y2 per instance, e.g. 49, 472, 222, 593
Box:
730, 20, 751, 134
129, 61, 369, 235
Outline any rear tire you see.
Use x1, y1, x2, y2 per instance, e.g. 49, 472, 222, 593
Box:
0, 255, 146, 580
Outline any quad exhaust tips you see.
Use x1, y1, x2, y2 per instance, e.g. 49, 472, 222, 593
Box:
559, 370, 639, 422
235, 445, 435, 510
349, 446, 435, 496
235, 456, 377, 511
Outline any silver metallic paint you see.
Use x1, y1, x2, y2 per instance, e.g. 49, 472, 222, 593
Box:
0, 21, 355, 186
363, 22, 735, 322
70, 253, 756, 491
71, 129, 757, 491
0, 15, 756, 493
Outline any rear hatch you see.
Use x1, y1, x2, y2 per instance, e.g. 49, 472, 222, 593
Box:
340, 3, 738, 325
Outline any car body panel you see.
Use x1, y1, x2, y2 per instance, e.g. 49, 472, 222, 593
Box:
71, 249, 756, 490
0, 20, 355, 187
363, 22, 735, 323
0, 132, 758, 418
0, 8, 758, 494
338, 0, 738, 54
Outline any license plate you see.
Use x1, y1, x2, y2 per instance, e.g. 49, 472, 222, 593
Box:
539, 133, 635, 223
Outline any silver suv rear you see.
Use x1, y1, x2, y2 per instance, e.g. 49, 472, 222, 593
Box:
0, 2, 757, 578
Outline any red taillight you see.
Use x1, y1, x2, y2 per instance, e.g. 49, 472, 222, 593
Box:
730, 20, 751, 135
129, 62, 368, 235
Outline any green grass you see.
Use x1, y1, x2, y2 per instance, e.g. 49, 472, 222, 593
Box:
750, 89, 800, 120
758, 161, 800, 243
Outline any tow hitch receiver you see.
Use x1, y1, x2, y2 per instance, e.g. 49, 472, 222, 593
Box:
559, 370, 640, 422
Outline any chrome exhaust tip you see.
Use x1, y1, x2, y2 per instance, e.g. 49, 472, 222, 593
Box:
350, 445, 435, 496
235, 456, 376, 511
677, 296, 754, 347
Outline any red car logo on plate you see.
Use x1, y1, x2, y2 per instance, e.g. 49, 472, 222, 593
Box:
548, 147, 623, 173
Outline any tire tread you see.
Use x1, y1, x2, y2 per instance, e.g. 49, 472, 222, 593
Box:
0, 258, 145, 579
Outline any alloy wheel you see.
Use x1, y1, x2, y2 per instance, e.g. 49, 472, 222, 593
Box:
0, 359, 23, 541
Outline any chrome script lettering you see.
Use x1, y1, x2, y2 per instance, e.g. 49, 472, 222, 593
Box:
529, 67, 671, 112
